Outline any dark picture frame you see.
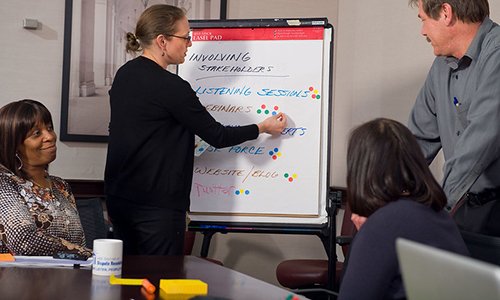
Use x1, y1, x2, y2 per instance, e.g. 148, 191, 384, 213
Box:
60, 0, 226, 142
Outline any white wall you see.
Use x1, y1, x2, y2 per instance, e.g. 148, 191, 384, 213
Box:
0, 0, 109, 179
1, 0, 499, 286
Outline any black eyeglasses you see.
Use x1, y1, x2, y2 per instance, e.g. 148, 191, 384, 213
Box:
165, 34, 192, 42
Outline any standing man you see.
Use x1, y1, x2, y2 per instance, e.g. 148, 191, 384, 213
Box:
408, 0, 500, 235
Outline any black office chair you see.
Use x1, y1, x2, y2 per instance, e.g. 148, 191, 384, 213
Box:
276, 203, 356, 292
75, 197, 110, 249
460, 230, 500, 266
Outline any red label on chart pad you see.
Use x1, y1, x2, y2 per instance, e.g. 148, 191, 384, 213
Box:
192, 27, 324, 41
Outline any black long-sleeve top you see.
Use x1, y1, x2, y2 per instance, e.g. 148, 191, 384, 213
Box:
105, 56, 259, 210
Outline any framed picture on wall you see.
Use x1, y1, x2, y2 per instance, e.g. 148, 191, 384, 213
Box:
60, 0, 224, 142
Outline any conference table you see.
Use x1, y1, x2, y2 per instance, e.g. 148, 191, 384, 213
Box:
0, 255, 307, 300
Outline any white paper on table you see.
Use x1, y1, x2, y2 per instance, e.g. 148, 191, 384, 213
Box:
0, 256, 93, 268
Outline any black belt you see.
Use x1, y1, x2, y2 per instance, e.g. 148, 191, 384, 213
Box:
466, 187, 500, 206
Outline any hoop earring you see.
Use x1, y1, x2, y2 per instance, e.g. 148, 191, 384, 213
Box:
15, 153, 23, 170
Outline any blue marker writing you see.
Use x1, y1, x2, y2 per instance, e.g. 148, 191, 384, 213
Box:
453, 97, 460, 107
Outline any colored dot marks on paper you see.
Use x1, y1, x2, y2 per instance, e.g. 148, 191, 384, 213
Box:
268, 147, 282, 160
309, 86, 321, 100
234, 189, 251, 196
196, 145, 205, 154
284, 172, 298, 182
256, 104, 279, 116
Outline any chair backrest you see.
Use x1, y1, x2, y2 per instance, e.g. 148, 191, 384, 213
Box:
461, 230, 500, 266
75, 197, 109, 249
339, 203, 357, 256
184, 230, 196, 255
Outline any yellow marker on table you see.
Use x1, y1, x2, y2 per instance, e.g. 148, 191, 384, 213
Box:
109, 274, 156, 294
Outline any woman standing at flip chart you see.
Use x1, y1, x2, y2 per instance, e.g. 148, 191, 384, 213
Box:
104, 4, 287, 256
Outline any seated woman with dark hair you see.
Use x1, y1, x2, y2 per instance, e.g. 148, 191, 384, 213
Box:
338, 118, 469, 300
0, 99, 91, 258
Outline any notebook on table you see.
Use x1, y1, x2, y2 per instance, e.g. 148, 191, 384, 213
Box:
396, 238, 500, 300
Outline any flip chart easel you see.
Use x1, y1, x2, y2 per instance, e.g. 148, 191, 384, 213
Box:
177, 17, 336, 289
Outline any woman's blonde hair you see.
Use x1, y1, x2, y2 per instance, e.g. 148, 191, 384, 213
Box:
126, 4, 186, 54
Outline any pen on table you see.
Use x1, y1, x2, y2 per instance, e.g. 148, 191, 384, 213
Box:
0, 253, 15, 262
141, 286, 156, 300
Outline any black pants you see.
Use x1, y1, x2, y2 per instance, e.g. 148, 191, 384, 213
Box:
453, 189, 500, 237
106, 195, 186, 255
